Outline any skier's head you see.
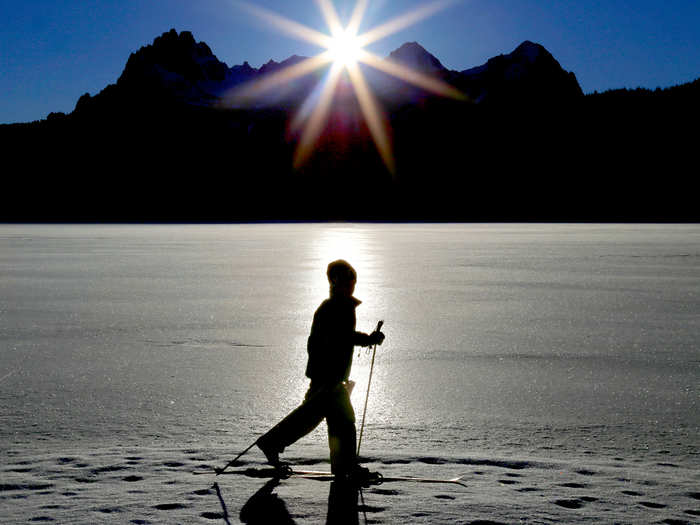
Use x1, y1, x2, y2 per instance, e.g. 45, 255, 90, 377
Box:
327, 259, 356, 296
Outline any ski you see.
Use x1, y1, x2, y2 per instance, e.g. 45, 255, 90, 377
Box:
370, 474, 466, 486
193, 466, 466, 486
291, 470, 466, 486
193, 466, 288, 478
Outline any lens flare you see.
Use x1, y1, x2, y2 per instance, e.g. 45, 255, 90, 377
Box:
230, 0, 466, 173
328, 30, 363, 67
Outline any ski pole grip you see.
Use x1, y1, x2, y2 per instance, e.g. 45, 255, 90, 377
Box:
375, 320, 384, 333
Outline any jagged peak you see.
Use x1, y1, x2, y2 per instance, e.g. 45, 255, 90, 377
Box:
232, 61, 255, 71
150, 29, 197, 52
394, 41, 426, 53
281, 55, 306, 65
117, 28, 229, 88
133, 29, 222, 63
387, 42, 446, 73
258, 55, 308, 75
512, 40, 545, 60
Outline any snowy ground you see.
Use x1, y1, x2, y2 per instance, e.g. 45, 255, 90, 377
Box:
2, 224, 699, 523
2, 444, 699, 524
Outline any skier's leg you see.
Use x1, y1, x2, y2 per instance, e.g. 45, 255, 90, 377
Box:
256, 385, 329, 464
326, 383, 357, 475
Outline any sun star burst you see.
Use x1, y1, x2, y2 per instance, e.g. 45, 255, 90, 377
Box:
229, 0, 465, 173
328, 30, 362, 67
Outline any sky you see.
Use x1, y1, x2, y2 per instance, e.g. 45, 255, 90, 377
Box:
1, 0, 699, 124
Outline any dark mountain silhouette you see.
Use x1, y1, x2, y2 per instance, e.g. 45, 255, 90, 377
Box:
457, 40, 583, 104
2, 29, 697, 222
389, 42, 447, 73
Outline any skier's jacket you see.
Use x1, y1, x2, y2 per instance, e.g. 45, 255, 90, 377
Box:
305, 293, 373, 385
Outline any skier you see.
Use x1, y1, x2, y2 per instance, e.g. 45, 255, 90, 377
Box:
256, 259, 385, 483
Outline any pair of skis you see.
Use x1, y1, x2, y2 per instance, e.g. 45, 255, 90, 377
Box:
194, 464, 466, 487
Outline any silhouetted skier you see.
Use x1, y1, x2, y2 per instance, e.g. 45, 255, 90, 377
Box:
256, 260, 385, 483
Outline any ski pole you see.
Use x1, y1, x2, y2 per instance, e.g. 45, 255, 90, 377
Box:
215, 440, 257, 475
357, 320, 383, 456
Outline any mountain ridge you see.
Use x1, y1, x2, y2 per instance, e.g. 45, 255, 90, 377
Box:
1, 29, 697, 222
6, 28, 698, 124
67, 29, 584, 115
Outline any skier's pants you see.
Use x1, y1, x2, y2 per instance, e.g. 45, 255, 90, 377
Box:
257, 382, 357, 474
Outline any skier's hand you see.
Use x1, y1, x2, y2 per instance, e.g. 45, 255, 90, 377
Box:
368, 330, 385, 346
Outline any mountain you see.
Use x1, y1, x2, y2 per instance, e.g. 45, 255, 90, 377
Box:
115, 29, 232, 104
1, 29, 697, 222
388, 42, 447, 73
458, 40, 583, 104
72, 30, 584, 115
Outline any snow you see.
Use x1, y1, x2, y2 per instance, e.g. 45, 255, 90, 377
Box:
2, 223, 698, 524
2, 444, 698, 523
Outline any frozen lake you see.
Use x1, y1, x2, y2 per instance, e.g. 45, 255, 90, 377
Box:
1, 223, 698, 523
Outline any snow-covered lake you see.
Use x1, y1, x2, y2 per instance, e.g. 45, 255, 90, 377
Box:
1, 223, 698, 524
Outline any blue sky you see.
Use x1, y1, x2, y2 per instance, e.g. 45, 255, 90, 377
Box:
2, 0, 699, 123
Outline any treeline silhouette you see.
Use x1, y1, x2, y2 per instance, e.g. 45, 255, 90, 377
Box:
2, 76, 697, 222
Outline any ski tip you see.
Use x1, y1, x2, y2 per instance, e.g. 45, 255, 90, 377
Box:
449, 476, 467, 487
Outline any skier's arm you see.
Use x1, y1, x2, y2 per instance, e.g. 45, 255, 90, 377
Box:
353, 327, 384, 347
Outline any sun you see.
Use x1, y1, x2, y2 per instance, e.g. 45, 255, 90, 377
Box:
328, 30, 363, 68
229, 0, 465, 173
